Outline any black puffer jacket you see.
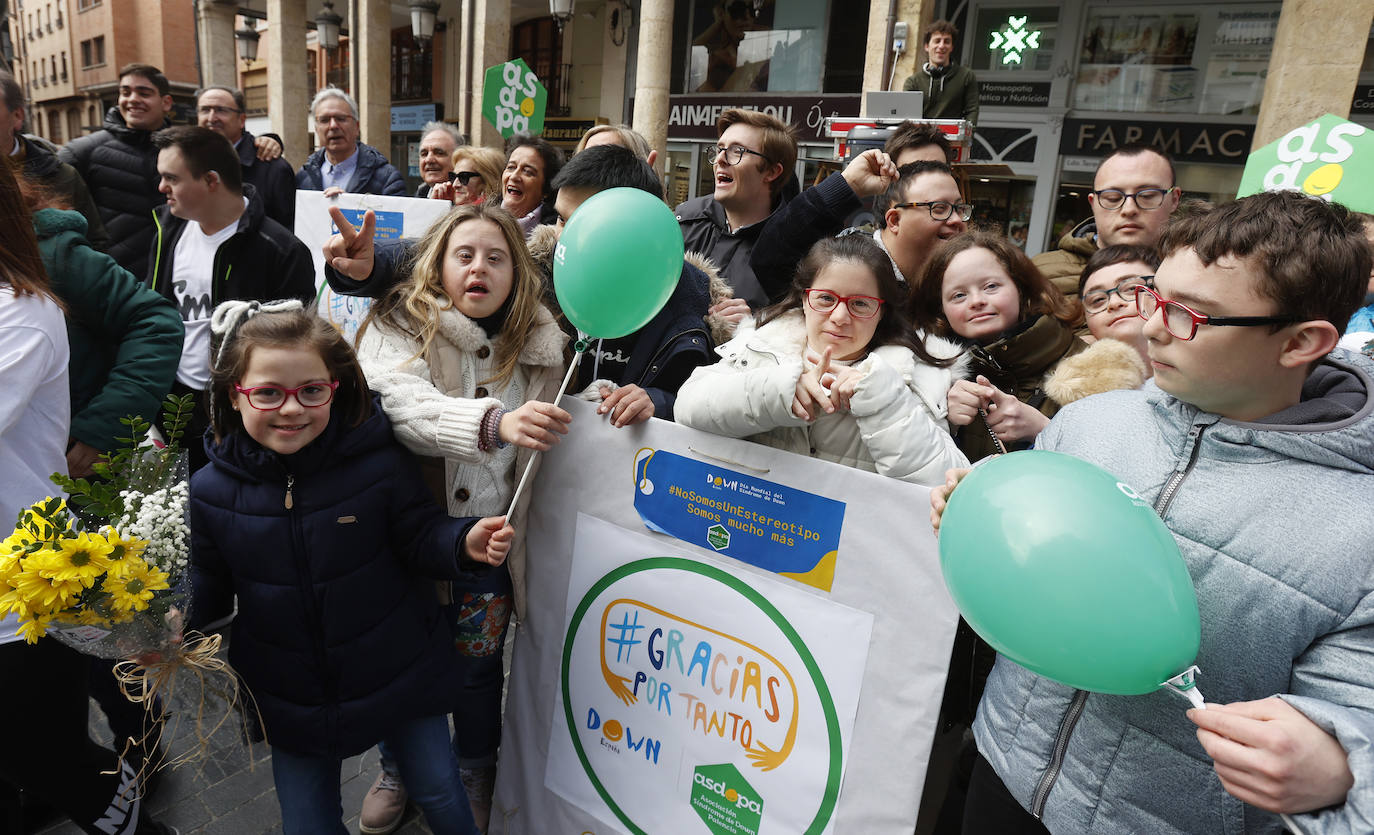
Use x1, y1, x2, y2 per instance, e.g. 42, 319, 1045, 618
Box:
20, 134, 110, 253
190, 401, 485, 758
58, 107, 169, 278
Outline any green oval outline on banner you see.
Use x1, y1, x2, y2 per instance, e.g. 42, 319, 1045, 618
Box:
560, 557, 844, 834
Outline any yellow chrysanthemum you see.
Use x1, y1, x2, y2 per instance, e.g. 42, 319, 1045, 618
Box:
0, 587, 32, 619
102, 531, 149, 578
16, 498, 68, 539
32, 533, 114, 587
102, 558, 169, 613
2, 528, 44, 559
8, 563, 73, 612
17, 611, 54, 643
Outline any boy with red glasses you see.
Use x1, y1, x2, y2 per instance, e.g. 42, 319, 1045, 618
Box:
932, 189, 1374, 833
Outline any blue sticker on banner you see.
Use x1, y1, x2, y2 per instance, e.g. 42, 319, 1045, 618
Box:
332, 209, 404, 240
632, 448, 845, 591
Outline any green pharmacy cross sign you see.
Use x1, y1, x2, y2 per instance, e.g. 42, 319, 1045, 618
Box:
482, 58, 548, 138
989, 15, 1041, 65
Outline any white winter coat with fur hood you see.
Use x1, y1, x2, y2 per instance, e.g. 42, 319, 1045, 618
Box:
676, 311, 970, 486
355, 303, 567, 614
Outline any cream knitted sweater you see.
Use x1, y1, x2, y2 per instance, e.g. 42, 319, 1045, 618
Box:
356, 302, 567, 612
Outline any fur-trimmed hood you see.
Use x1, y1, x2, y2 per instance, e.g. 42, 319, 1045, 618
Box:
1043, 337, 1147, 405
684, 250, 736, 346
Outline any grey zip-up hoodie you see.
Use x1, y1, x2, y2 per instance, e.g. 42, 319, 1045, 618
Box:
973, 349, 1374, 834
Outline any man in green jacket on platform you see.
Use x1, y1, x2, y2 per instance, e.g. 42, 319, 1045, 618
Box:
902, 20, 979, 126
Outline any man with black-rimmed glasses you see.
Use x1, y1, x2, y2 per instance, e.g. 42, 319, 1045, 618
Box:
1034, 143, 1181, 301
675, 108, 798, 311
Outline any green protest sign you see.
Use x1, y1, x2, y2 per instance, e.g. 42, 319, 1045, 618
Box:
482, 58, 548, 138
1237, 113, 1374, 211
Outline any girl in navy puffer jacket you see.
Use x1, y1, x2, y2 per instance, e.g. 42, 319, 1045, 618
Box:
189, 300, 511, 835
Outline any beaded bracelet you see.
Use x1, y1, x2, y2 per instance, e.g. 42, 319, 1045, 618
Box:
478, 406, 508, 452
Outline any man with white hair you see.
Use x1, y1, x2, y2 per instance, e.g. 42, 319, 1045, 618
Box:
296, 87, 404, 197
415, 121, 462, 198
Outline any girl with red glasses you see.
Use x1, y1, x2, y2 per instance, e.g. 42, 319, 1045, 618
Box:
677, 234, 968, 486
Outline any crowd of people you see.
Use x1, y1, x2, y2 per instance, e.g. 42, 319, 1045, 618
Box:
1, 50, 1372, 835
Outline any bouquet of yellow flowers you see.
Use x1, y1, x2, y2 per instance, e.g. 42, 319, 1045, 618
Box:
0, 395, 192, 657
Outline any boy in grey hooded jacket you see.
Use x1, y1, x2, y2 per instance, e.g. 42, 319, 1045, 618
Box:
935, 190, 1374, 834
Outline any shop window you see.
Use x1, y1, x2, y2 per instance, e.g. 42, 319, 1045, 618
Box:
511, 19, 568, 117
324, 41, 350, 95
392, 29, 433, 101
1074, 4, 1279, 115
683, 0, 829, 93
971, 6, 1059, 73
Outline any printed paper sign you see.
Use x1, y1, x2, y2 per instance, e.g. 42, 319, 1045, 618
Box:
547, 515, 871, 835
633, 448, 845, 591
294, 191, 450, 344
492, 399, 960, 834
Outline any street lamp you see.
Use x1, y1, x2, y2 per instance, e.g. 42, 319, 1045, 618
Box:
550, 0, 573, 31
234, 17, 260, 63
315, 0, 343, 51
409, 0, 440, 47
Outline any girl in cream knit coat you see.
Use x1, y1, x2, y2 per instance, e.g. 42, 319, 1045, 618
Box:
354, 202, 568, 829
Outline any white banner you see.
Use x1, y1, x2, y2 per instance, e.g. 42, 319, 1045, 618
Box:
493, 398, 959, 834
293, 191, 451, 343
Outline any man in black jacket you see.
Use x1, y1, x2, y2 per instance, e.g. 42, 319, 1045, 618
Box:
147, 126, 316, 470
0, 69, 109, 251
59, 63, 173, 277
675, 108, 796, 311
196, 85, 297, 230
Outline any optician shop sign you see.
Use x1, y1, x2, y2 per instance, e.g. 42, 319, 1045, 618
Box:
649, 95, 861, 142
1061, 118, 1254, 165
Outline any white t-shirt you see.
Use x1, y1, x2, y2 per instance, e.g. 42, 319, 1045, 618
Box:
173, 218, 239, 389
0, 286, 71, 646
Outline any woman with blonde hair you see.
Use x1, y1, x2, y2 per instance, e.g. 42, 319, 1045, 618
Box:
574, 123, 657, 166
353, 201, 568, 831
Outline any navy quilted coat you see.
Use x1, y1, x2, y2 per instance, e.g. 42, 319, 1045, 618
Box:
189, 399, 483, 758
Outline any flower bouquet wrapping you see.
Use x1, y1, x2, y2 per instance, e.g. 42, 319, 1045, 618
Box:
1, 395, 255, 775
1, 397, 191, 653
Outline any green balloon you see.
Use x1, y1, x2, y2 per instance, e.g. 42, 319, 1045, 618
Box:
553, 187, 684, 339
938, 450, 1200, 695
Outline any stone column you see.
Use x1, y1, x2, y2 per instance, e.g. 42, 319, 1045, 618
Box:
357, 0, 391, 153
196, 0, 239, 89
266, 0, 309, 159
1253, 0, 1374, 148
631, 0, 672, 173
469, 0, 510, 149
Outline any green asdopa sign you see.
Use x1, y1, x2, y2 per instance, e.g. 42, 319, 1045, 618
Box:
1237, 113, 1374, 212
482, 58, 548, 138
